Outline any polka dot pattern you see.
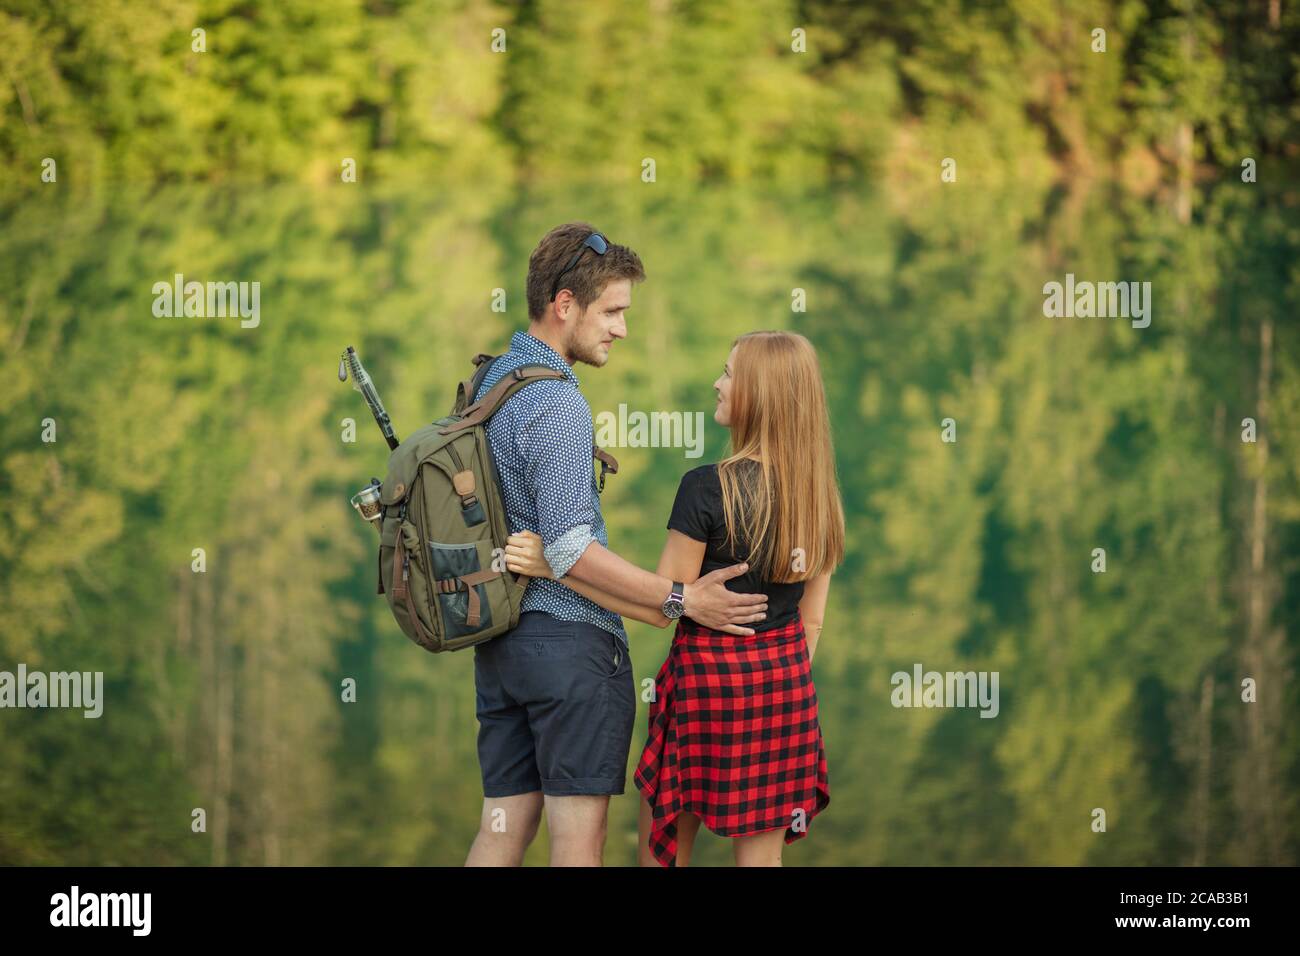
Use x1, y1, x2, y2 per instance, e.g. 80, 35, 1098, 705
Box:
475, 330, 629, 647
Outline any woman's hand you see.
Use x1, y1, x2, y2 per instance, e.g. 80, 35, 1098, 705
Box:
505, 530, 555, 580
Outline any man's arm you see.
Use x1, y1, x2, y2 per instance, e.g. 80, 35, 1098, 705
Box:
505, 530, 769, 632
565, 539, 766, 635
520, 385, 766, 635
548, 568, 671, 628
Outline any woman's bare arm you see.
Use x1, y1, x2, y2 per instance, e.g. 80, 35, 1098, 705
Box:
797, 572, 832, 660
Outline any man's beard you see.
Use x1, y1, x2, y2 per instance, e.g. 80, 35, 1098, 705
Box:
564, 322, 608, 367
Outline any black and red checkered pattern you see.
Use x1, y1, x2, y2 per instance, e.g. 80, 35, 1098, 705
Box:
633, 613, 830, 867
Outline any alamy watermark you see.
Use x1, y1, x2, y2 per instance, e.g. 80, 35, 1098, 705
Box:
891, 663, 999, 718
1042, 273, 1151, 329
152, 273, 260, 328
50, 886, 150, 936
1, 665, 103, 718
594, 404, 705, 458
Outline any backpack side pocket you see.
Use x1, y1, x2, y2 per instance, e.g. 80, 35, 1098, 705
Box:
427, 538, 512, 642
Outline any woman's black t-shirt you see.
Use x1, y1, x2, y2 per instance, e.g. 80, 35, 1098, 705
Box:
666, 460, 804, 631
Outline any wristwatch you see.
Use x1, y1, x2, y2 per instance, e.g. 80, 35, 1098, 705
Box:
661, 581, 685, 619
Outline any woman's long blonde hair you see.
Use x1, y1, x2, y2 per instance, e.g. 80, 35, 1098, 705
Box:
718, 331, 845, 583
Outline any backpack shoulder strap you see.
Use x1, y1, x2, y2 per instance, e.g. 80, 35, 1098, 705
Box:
439, 363, 565, 435
452, 352, 499, 415
439, 359, 621, 488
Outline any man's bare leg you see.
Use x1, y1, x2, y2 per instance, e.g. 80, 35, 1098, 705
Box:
545, 794, 609, 866
465, 792, 544, 866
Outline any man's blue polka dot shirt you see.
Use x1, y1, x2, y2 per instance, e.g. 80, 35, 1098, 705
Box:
475, 329, 628, 647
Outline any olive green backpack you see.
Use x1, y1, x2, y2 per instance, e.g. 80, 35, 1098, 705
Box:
375, 352, 619, 653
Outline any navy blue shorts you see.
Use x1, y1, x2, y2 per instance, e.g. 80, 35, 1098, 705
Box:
474, 611, 636, 798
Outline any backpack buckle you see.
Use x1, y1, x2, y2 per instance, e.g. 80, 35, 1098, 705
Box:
593, 446, 618, 494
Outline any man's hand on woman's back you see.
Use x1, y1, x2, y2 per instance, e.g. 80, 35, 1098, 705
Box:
683, 563, 767, 635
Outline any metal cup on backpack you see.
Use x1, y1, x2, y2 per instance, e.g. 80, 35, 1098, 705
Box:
351, 478, 384, 528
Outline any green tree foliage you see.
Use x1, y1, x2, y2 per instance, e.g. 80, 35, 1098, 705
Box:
0, 177, 1296, 864
0, 2, 1297, 866
2, 0, 1296, 189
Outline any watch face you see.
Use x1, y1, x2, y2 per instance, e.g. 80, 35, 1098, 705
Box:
663, 582, 685, 619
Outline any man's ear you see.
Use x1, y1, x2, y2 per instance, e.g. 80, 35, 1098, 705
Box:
554, 290, 579, 324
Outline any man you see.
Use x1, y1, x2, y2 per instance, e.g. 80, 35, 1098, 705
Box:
465, 222, 768, 866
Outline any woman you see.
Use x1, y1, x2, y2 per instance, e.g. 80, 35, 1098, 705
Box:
504, 330, 844, 866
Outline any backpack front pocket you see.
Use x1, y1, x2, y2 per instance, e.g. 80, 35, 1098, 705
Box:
427, 538, 508, 639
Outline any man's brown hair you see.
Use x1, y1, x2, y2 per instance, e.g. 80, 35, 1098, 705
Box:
526, 222, 646, 321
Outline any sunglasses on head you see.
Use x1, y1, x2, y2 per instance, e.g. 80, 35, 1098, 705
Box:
550, 232, 608, 301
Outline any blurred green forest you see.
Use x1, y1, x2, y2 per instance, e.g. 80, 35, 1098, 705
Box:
0, 1, 1297, 866
1, 0, 1297, 190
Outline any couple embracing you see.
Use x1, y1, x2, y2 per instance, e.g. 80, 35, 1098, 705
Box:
465, 222, 844, 867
